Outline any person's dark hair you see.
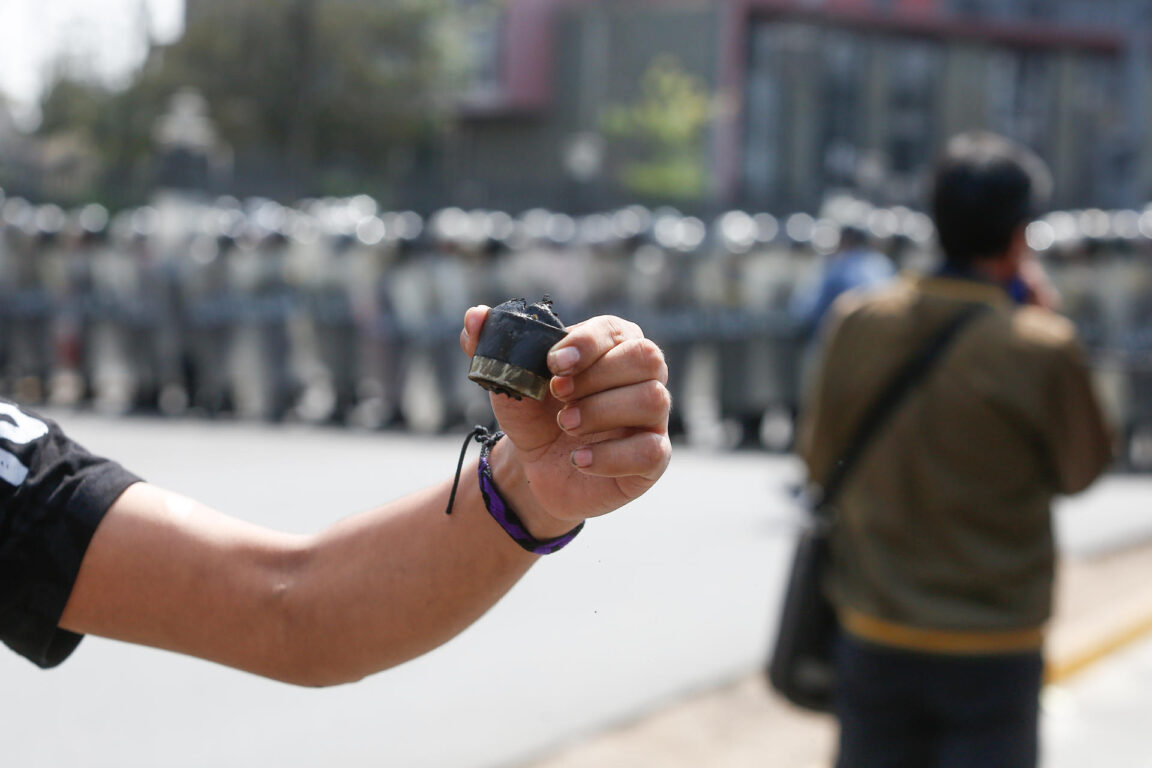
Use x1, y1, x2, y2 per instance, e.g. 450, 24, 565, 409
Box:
837, 225, 869, 251
930, 132, 1052, 266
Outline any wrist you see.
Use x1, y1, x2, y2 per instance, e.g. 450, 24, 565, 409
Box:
487, 437, 576, 540
443, 426, 583, 554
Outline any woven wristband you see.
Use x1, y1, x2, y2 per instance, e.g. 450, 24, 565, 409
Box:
445, 426, 584, 555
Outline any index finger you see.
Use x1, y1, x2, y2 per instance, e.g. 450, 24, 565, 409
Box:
546, 315, 644, 377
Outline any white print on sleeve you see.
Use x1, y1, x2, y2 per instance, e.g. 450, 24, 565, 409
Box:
0, 403, 50, 487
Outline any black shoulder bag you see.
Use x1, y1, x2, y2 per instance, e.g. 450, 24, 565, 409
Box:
766, 303, 989, 713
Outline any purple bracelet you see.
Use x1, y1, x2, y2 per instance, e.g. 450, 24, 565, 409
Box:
445, 426, 584, 555
477, 451, 584, 555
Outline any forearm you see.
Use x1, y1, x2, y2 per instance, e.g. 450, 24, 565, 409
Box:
281, 462, 542, 685
61, 463, 549, 687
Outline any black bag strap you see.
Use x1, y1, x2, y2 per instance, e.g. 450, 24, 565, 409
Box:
815, 302, 990, 513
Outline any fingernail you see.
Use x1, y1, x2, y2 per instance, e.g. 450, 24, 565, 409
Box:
549, 346, 579, 374
557, 406, 581, 431
571, 448, 593, 468
550, 375, 574, 398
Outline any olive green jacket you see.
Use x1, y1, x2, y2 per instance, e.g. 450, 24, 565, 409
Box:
800, 274, 1113, 654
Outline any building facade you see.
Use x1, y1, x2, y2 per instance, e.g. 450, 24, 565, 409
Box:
443, 0, 1152, 215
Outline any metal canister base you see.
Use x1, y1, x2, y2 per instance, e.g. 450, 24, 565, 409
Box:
468, 355, 550, 401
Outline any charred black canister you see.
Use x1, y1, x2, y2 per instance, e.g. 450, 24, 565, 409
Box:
468, 297, 567, 401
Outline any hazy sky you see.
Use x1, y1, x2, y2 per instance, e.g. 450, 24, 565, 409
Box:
0, 0, 184, 129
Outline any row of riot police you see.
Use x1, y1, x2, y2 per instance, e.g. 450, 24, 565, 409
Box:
3, 189, 1152, 463
0, 194, 854, 444
0, 193, 485, 431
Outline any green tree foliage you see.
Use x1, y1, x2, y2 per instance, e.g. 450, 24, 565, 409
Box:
36, 76, 157, 208
36, 0, 465, 204
602, 55, 715, 202
157, 0, 452, 173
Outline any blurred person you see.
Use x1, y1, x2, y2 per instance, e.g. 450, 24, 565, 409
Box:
307, 233, 363, 424
184, 226, 240, 415
3, 209, 56, 403
740, 233, 810, 450
720, 231, 804, 450
229, 227, 297, 422
0, 307, 672, 683
46, 217, 95, 406
385, 234, 443, 433
338, 232, 401, 429
798, 132, 1112, 767
790, 226, 896, 414
385, 227, 489, 434
85, 213, 143, 414
0, 208, 20, 393
789, 225, 896, 342
625, 236, 694, 440
423, 236, 490, 432
131, 223, 192, 415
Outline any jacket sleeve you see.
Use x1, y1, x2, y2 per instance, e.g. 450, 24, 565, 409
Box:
1044, 340, 1114, 495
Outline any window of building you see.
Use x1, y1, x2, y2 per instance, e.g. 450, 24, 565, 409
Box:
821, 29, 867, 189
985, 49, 1056, 158
742, 22, 822, 209
886, 39, 942, 180
457, 1, 506, 105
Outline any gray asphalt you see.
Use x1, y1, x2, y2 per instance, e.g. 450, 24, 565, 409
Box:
3, 412, 1150, 767
1044, 633, 1152, 768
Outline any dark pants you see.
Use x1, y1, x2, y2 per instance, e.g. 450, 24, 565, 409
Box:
834, 633, 1043, 768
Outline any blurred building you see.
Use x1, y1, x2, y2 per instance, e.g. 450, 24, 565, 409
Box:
442, 0, 1152, 214
175, 0, 1150, 215
0, 101, 38, 199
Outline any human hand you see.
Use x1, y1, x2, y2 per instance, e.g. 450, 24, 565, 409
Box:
459, 306, 672, 537
1017, 254, 1061, 311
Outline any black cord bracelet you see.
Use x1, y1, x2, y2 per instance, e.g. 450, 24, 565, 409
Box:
444, 425, 584, 555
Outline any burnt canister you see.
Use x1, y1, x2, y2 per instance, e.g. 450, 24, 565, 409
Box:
468, 297, 567, 401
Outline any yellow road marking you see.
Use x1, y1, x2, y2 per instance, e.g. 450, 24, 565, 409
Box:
1046, 611, 1152, 683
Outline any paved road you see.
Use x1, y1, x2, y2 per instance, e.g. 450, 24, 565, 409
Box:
2, 412, 1150, 767
1044, 632, 1152, 768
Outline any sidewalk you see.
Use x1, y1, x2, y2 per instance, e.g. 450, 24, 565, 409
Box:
523, 538, 1152, 768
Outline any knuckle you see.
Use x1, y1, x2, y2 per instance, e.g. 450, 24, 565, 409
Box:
640, 431, 671, 467
648, 344, 669, 381
647, 380, 673, 415
604, 315, 641, 346
605, 316, 629, 346
628, 338, 666, 376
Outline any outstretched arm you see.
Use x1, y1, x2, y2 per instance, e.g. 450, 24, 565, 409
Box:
58, 308, 671, 686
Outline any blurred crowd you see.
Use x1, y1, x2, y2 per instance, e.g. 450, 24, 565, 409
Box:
2, 188, 1152, 464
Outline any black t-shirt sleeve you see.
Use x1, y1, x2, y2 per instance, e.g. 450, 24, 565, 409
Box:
0, 399, 141, 668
